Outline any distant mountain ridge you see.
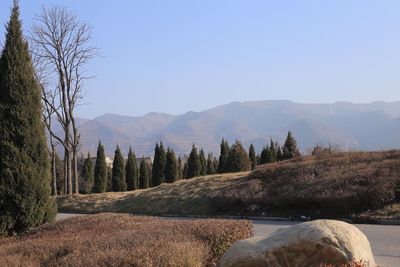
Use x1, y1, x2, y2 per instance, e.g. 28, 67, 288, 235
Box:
68, 100, 400, 156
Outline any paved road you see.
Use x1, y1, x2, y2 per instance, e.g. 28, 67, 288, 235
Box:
57, 214, 400, 266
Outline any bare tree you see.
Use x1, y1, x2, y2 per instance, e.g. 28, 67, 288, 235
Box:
32, 56, 60, 196
30, 6, 97, 195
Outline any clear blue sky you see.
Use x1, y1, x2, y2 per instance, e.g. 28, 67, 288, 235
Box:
1, 1, 400, 118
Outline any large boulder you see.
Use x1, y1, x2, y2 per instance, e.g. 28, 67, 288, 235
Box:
218, 220, 375, 267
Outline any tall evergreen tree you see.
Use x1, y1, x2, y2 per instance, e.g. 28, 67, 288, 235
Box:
81, 153, 94, 193
187, 144, 201, 178
227, 141, 251, 172
93, 141, 108, 193
112, 145, 126, 192
139, 158, 149, 189
217, 138, 230, 173
260, 146, 270, 164
125, 147, 138, 191
276, 144, 283, 161
199, 148, 207, 176
165, 148, 178, 183
269, 139, 277, 162
283, 131, 301, 160
249, 144, 257, 170
0, 2, 56, 234
206, 153, 216, 175
152, 142, 166, 186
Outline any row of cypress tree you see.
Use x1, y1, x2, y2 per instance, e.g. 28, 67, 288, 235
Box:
259, 131, 301, 165
81, 142, 152, 193
81, 131, 300, 194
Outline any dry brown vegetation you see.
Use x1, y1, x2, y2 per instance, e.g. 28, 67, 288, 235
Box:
0, 213, 252, 267
320, 260, 369, 267
57, 150, 400, 219
57, 172, 252, 215
250, 150, 400, 217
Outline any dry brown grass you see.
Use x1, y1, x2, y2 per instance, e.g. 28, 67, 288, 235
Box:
320, 260, 369, 267
251, 150, 400, 217
0, 213, 252, 267
57, 172, 251, 215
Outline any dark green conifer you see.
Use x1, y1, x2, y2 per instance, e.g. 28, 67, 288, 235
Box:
125, 147, 138, 190
139, 158, 149, 189
206, 153, 216, 174
152, 142, 166, 186
93, 141, 108, 193
199, 148, 207, 176
217, 138, 230, 173
112, 145, 126, 192
165, 148, 178, 183
260, 146, 270, 164
81, 153, 94, 193
0, 2, 58, 234
227, 141, 251, 172
269, 139, 277, 162
276, 144, 283, 161
187, 144, 201, 178
249, 144, 257, 170
283, 131, 301, 160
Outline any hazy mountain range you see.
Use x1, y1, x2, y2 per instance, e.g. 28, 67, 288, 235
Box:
65, 100, 400, 157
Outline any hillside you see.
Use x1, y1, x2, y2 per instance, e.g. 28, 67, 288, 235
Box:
250, 150, 400, 217
57, 172, 251, 215
57, 150, 400, 219
60, 100, 400, 156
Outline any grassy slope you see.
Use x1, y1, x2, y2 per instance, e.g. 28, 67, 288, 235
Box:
250, 150, 400, 218
57, 172, 251, 215
58, 150, 400, 218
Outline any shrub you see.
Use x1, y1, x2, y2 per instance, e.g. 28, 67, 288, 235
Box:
0, 214, 252, 267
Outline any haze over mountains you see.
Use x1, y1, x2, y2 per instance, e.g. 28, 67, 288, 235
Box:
70, 100, 400, 157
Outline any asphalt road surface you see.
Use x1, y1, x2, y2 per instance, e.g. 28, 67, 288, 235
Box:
57, 214, 399, 266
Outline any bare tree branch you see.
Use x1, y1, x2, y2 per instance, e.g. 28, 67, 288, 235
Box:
30, 6, 98, 195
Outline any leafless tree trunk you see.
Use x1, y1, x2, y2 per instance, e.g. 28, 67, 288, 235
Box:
51, 143, 57, 195
30, 6, 97, 195
32, 53, 61, 196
